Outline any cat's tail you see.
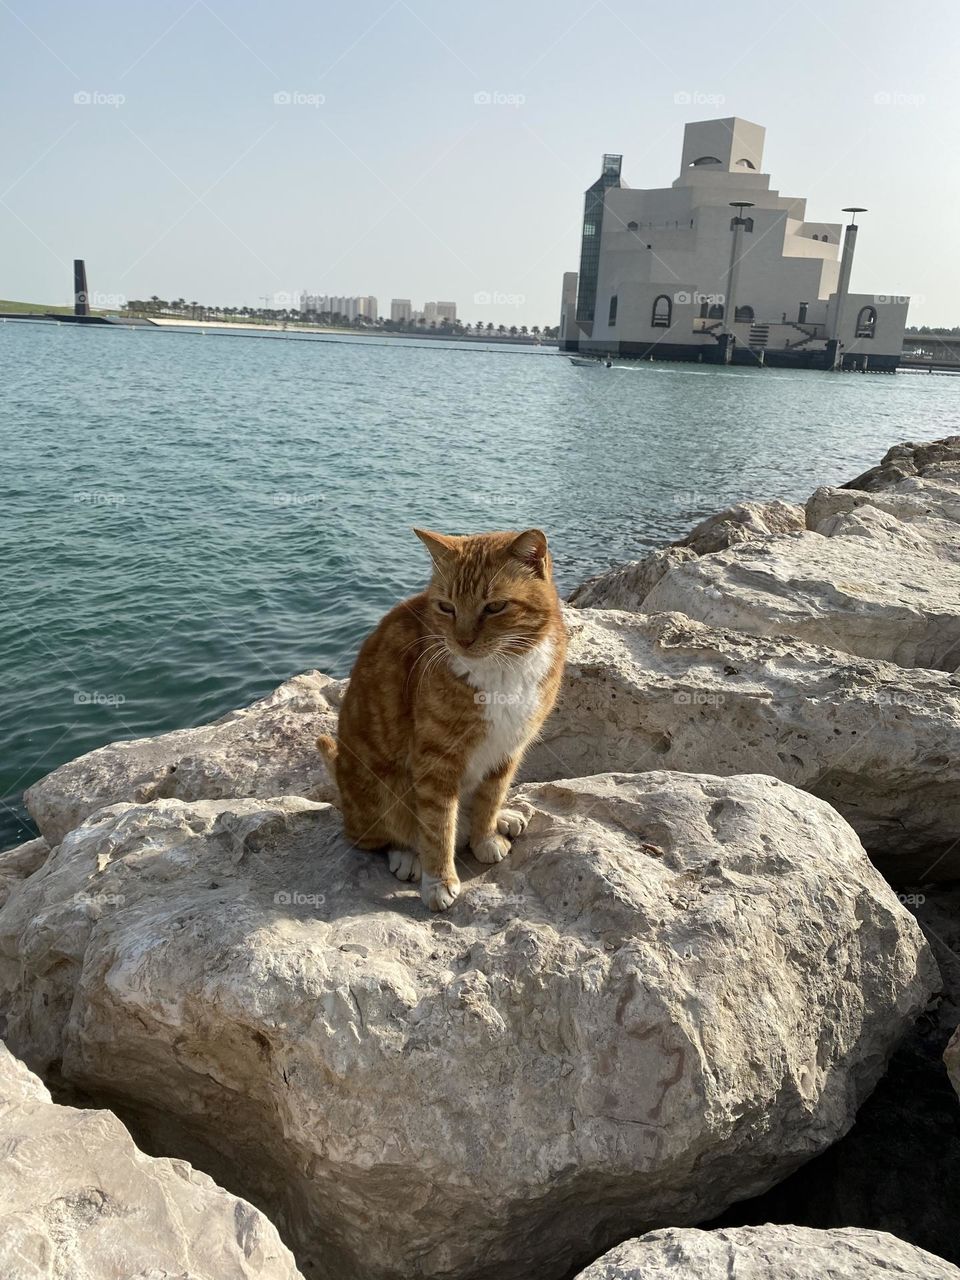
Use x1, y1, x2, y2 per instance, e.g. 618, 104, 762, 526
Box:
316, 732, 338, 775
311, 733, 341, 809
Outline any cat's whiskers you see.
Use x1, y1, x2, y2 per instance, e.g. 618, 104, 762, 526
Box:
406, 639, 449, 694
416, 643, 453, 698
399, 631, 444, 658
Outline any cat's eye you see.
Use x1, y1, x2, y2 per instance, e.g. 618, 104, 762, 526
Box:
483, 600, 507, 615
435, 600, 455, 615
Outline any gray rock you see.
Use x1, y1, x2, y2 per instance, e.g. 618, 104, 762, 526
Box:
643, 506, 960, 670
25, 670, 344, 846
24, 609, 960, 880
676, 498, 805, 555
713, 884, 960, 1267
0, 776, 935, 1280
0, 1040, 304, 1280
568, 501, 804, 611
568, 547, 697, 610
808, 477, 960, 533
575, 1225, 960, 1278
522, 609, 960, 878
807, 479, 960, 565
843, 435, 960, 492
0, 837, 49, 909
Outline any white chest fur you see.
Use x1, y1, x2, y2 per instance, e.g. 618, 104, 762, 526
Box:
448, 637, 556, 791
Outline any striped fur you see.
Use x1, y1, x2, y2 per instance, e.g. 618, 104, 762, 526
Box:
322, 528, 566, 911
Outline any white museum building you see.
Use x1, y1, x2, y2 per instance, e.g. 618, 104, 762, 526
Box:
559, 117, 909, 370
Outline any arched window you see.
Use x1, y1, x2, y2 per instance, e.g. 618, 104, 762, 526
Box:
708, 303, 724, 320
734, 305, 754, 323
855, 305, 877, 338
627, 220, 638, 231
690, 156, 721, 166
735, 158, 756, 169
608, 295, 618, 326
651, 294, 672, 327
699, 300, 709, 318
812, 234, 820, 241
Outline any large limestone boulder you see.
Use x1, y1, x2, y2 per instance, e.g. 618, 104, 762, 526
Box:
0, 837, 48, 909
807, 479, 960, 566
24, 669, 344, 846
676, 498, 806, 555
0, 1041, 304, 1279
643, 505, 960, 670
808, 477, 960, 534
568, 546, 696, 610
723, 882, 960, 1267
22, 610, 960, 879
843, 435, 960, 492
522, 609, 960, 878
568, 501, 803, 611
0, 775, 935, 1280
575, 1226, 960, 1279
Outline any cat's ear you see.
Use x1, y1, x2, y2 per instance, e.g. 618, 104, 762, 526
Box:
413, 527, 458, 573
510, 528, 548, 578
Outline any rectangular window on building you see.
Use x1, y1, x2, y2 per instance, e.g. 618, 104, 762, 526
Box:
608, 295, 618, 326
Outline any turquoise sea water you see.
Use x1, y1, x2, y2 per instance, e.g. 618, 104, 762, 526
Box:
2, 320, 959, 848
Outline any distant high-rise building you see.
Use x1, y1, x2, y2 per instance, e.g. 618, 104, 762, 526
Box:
299, 293, 377, 322
420, 300, 457, 325
391, 298, 412, 322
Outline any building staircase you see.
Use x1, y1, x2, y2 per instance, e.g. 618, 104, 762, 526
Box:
784, 323, 821, 350
748, 323, 770, 348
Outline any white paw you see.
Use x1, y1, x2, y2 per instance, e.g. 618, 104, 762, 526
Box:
496, 808, 529, 839
388, 849, 421, 882
420, 872, 461, 912
473, 833, 510, 864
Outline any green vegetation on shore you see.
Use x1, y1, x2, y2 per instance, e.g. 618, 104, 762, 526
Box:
0, 299, 109, 316
1, 298, 73, 314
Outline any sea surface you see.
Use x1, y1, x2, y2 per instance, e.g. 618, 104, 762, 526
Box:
2, 320, 958, 847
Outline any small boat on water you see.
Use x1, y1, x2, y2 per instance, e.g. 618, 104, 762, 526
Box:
569, 355, 614, 368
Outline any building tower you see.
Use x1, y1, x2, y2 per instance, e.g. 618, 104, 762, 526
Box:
574, 154, 623, 333
73, 260, 90, 317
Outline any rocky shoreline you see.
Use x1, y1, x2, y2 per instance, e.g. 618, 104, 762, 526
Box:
1, 437, 959, 1279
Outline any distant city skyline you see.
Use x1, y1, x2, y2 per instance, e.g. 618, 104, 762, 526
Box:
298, 294, 459, 323
2, 2, 957, 326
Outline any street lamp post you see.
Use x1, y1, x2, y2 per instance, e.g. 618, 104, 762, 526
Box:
723, 201, 754, 363
831, 207, 868, 366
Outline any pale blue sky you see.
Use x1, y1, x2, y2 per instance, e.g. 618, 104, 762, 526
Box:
2, 0, 957, 326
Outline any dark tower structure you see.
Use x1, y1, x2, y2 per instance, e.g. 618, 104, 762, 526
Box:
574, 154, 623, 336
74, 259, 90, 317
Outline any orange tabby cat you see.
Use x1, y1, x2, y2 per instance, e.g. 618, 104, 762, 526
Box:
318, 527, 566, 911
